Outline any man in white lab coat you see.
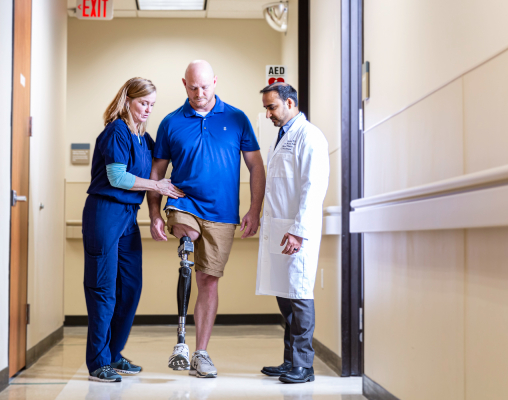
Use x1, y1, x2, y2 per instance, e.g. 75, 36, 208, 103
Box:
256, 83, 329, 384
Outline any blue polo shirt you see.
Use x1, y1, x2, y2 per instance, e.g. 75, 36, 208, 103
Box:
154, 96, 260, 224
88, 118, 155, 205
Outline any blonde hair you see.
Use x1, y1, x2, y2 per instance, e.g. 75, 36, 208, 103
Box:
103, 77, 156, 135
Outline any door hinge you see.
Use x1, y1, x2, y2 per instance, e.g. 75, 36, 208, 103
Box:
28, 116, 33, 137
359, 109, 363, 131
26, 304, 30, 325
359, 307, 363, 331
362, 61, 370, 101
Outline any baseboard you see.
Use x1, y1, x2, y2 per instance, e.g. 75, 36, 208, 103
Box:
0, 367, 8, 393
25, 325, 64, 370
65, 314, 285, 327
313, 336, 342, 375
363, 375, 400, 400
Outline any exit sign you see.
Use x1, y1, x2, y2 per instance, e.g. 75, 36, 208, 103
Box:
76, 0, 114, 20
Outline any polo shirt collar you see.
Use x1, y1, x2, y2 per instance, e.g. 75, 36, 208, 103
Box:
183, 95, 224, 118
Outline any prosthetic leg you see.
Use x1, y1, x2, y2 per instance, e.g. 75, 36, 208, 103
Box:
168, 236, 194, 371
177, 236, 194, 344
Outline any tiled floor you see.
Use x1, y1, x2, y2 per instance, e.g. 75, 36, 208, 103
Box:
1, 326, 366, 400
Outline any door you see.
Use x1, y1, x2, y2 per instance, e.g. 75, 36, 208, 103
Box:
341, 0, 364, 376
9, 0, 31, 377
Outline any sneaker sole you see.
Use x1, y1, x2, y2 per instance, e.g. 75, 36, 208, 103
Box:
168, 355, 190, 371
279, 375, 315, 384
189, 369, 217, 378
112, 368, 141, 375
88, 376, 122, 383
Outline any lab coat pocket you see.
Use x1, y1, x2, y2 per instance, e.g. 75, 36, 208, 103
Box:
269, 218, 295, 254
271, 154, 294, 178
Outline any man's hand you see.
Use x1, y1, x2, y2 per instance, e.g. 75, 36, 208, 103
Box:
240, 209, 260, 239
280, 232, 303, 255
150, 216, 168, 241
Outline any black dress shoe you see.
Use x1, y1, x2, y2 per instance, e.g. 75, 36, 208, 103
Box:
279, 366, 315, 383
261, 362, 292, 376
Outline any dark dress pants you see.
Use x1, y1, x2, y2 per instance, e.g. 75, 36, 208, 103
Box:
277, 296, 315, 368
82, 195, 143, 373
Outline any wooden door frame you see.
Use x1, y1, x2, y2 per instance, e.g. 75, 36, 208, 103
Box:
9, 0, 31, 378
341, 0, 364, 377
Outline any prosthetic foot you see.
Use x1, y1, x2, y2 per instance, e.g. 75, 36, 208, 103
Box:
168, 236, 194, 371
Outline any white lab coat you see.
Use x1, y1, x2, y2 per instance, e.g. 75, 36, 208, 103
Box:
256, 114, 329, 299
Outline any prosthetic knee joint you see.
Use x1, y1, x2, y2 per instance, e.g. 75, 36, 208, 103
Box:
177, 236, 194, 344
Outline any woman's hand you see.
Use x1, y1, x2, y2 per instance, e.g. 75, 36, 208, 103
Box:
155, 179, 185, 199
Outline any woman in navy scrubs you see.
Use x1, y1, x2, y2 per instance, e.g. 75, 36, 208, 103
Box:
83, 78, 184, 382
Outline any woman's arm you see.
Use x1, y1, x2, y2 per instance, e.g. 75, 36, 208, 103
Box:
106, 163, 184, 198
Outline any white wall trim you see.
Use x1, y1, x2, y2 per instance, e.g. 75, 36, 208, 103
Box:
352, 164, 508, 209
350, 183, 508, 233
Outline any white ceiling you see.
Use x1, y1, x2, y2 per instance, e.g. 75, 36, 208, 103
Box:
67, 0, 273, 19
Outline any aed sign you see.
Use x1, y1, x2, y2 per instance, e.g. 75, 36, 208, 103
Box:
266, 65, 286, 86
76, 0, 114, 20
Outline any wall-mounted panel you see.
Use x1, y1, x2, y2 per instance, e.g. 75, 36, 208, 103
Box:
364, 79, 464, 197
465, 228, 508, 400
464, 50, 508, 174
364, 0, 508, 130
364, 230, 465, 400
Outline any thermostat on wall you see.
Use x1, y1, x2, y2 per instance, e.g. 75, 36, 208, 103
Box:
71, 143, 90, 165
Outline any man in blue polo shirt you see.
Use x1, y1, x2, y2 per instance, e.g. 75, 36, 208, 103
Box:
147, 60, 265, 378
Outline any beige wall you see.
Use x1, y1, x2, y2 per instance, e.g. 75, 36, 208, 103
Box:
65, 17, 282, 316
0, 0, 13, 372
309, 0, 342, 357
364, 0, 508, 131
26, 0, 67, 349
66, 17, 282, 183
363, 1, 508, 399
281, 0, 299, 90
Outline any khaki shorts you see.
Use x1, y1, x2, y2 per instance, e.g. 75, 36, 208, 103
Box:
166, 209, 236, 278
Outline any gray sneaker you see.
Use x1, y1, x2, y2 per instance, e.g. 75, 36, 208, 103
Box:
111, 357, 142, 374
189, 350, 217, 378
88, 365, 122, 382
168, 343, 190, 371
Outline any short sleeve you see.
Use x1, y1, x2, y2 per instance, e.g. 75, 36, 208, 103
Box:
144, 132, 155, 150
153, 119, 172, 160
240, 113, 260, 152
99, 122, 131, 165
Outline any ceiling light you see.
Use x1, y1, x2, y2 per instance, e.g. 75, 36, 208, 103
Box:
137, 0, 206, 11
263, 2, 288, 33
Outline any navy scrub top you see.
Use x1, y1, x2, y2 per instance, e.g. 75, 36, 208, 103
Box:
88, 119, 155, 205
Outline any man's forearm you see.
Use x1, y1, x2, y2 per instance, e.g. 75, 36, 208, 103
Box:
147, 162, 166, 220
249, 164, 266, 214
147, 191, 163, 220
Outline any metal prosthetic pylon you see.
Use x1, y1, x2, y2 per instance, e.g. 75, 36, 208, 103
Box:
177, 236, 194, 344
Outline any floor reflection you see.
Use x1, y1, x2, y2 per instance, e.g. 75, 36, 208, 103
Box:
2, 326, 365, 400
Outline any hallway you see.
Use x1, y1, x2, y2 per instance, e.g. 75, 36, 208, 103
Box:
0, 326, 364, 400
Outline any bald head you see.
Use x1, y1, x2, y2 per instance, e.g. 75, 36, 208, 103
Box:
182, 60, 217, 112
185, 60, 214, 81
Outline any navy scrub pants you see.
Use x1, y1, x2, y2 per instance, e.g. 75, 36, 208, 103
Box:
82, 195, 142, 373
277, 297, 315, 368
